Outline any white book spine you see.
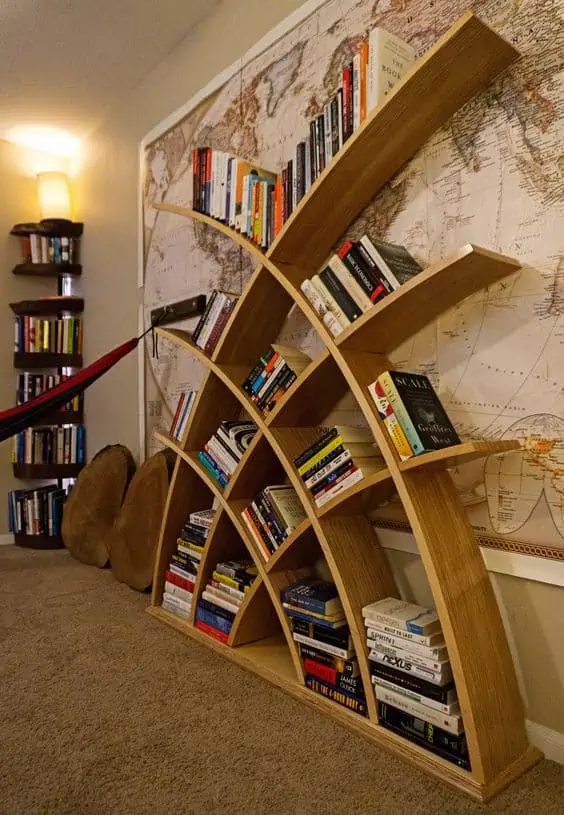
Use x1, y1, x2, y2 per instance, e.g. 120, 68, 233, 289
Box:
373, 684, 462, 735
196, 293, 226, 349
323, 103, 332, 163
360, 235, 400, 289
251, 500, 278, 551
30, 234, 40, 264
206, 585, 242, 607
229, 158, 238, 226
304, 138, 312, 191
202, 589, 240, 616
255, 357, 285, 400
305, 450, 352, 489
211, 580, 245, 601
293, 632, 352, 660
315, 467, 363, 507
372, 677, 459, 716
40, 236, 49, 263
367, 28, 415, 113
368, 641, 448, 672
337, 90, 344, 149
327, 255, 372, 312
367, 628, 448, 660
206, 438, 236, 475
240, 175, 250, 234
365, 622, 444, 648
310, 275, 350, 328
162, 591, 191, 611
353, 53, 361, 131
164, 581, 193, 603
362, 596, 439, 634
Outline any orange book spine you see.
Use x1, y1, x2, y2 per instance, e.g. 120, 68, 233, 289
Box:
274, 175, 282, 236
359, 41, 368, 123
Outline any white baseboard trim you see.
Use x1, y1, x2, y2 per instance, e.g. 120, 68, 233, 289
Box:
0, 533, 14, 546
526, 719, 564, 764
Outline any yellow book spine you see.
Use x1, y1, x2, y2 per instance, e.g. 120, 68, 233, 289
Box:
297, 435, 343, 476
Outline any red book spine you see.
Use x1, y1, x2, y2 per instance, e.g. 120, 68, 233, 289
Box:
165, 569, 195, 593
304, 658, 337, 686
169, 393, 185, 438
195, 619, 229, 644
204, 301, 234, 356
314, 463, 357, 498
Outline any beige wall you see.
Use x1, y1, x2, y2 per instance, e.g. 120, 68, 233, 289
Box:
74, 0, 564, 745
0, 140, 68, 532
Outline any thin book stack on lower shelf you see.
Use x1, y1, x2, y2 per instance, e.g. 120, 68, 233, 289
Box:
196, 559, 257, 643
162, 508, 215, 619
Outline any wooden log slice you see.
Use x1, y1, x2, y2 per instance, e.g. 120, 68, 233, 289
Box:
107, 450, 174, 591
62, 444, 136, 567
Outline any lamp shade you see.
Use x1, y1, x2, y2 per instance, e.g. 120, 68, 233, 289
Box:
37, 171, 72, 220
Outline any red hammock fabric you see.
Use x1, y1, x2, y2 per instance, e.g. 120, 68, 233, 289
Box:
0, 337, 139, 443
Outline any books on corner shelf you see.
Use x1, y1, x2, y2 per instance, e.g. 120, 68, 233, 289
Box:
17, 372, 81, 414
162, 508, 216, 620
241, 485, 307, 561
197, 421, 258, 489
300, 235, 423, 337
368, 371, 460, 460
362, 597, 469, 769
192, 27, 414, 252
241, 344, 310, 416
14, 315, 83, 354
12, 425, 85, 466
283, 577, 367, 716
9, 484, 68, 538
18, 233, 79, 266
169, 390, 196, 443
294, 425, 384, 508
191, 289, 238, 357
196, 559, 258, 643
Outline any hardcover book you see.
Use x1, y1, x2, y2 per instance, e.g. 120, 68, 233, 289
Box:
362, 597, 441, 636
360, 234, 422, 290
282, 578, 343, 615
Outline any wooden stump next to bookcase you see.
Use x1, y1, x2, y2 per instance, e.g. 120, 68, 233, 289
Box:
146, 12, 541, 803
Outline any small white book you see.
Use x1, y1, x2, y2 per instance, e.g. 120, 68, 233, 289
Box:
164, 581, 193, 603
373, 683, 463, 735
366, 627, 448, 661
367, 28, 415, 113
362, 597, 441, 636
372, 677, 459, 716
202, 589, 240, 616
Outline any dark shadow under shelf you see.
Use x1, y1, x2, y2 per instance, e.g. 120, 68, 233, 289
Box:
13, 463, 84, 480
14, 353, 83, 370
12, 263, 82, 278
13, 533, 65, 550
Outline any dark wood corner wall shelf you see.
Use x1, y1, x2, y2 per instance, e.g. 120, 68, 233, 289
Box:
12, 263, 82, 278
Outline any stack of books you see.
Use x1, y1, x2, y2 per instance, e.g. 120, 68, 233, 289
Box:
294, 425, 382, 508
283, 578, 366, 716
12, 425, 86, 466
9, 485, 67, 538
21, 233, 79, 265
17, 372, 81, 413
169, 390, 196, 442
191, 29, 413, 250
162, 508, 215, 620
192, 289, 238, 356
363, 597, 469, 769
368, 371, 460, 459
197, 420, 258, 488
300, 235, 423, 337
241, 485, 307, 560
15, 315, 83, 354
241, 344, 311, 415
196, 559, 257, 643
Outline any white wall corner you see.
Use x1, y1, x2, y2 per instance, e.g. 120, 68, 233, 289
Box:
526, 719, 564, 765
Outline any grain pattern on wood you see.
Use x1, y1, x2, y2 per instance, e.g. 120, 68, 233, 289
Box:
399, 440, 521, 472
224, 432, 287, 501
229, 578, 282, 646
316, 467, 395, 519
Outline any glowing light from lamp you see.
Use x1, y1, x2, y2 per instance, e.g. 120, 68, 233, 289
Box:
5, 126, 80, 157
37, 172, 72, 220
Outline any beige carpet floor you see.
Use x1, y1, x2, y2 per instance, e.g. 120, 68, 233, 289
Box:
0, 546, 562, 815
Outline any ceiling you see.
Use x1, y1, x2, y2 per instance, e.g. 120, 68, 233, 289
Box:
0, 0, 218, 149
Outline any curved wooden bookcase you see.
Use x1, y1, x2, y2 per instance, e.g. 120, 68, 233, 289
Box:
148, 12, 540, 801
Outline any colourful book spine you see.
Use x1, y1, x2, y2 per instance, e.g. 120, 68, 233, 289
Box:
368, 379, 413, 460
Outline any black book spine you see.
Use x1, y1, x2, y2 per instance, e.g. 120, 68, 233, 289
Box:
355, 241, 394, 294
293, 428, 338, 469
242, 347, 275, 393
259, 491, 288, 542
299, 644, 357, 676
192, 290, 217, 344
247, 503, 275, 553
346, 61, 354, 139
291, 618, 351, 649
198, 148, 207, 214
281, 167, 288, 223
286, 160, 293, 216
256, 494, 284, 546
300, 444, 346, 481
306, 675, 367, 715
310, 459, 354, 496
296, 142, 306, 203
330, 97, 339, 156
309, 120, 318, 182
389, 371, 461, 450
264, 369, 295, 413
338, 243, 386, 303
199, 598, 237, 622
378, 702, 470, 762
319, 267, 362, 322
257, 363, 290, 410
337, 674, 364, 697
371, 663, 456, 704
316, 114, 325, 173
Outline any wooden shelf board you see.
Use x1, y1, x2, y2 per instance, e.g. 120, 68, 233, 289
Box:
10, 297, 84, 316
153, 431, 226, 499
153, 204, 265, 265
316, 467, 394, 519
14, 353, 82, 370
263, 517, 313, 573
336, 245, 521, 354
12, 263, 82, 277
399, 441, 521, 473
266, 13, 518, 269
24, 409, 83, 427
148, 605, 541, 801
13, 533, 64, 550
13, 463, 84, 480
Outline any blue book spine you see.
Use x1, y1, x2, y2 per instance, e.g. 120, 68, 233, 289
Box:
284, 606, 341, 630
282, 590, 330, 615
77, 426, 85, 464
198, 597, 236, 622
379, 374, 426, 456
197, 451, 229, 488
196, 605, 232, 634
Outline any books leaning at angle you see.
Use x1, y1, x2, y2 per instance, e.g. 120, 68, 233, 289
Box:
191, 290, 238, 357
362, 597, 469, 769
294, 425, 383, 508
197, 421, 258, 488
241, 344, 311, 416
195, 559, 257, 643
368, 371, 460, 459
162, 507, 216, 620
283, 577, 367, 716
300, 235, 423, 337
169, 391, 196, 442
9, 485, 68, 538
241, 485, 307, 560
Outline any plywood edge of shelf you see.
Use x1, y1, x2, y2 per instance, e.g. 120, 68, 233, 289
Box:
13, 353, 83, 369
10, 297, 84, 316
12, 263, 82, 277
262, 517, 313, 572
227, 573, 266, 646
146, 604, 532, 802
399, 440, 521, 473
316, 467, 394, 519
153, 203, 266, 265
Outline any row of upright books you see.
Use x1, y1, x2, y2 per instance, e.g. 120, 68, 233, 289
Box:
15, 315, 83, 355
191, 289, 238, 357
241, 344, 310, 416
8, 485, 68, 538
241, 484, 307, 561
294, 425, 383, 509
192, 26, 414, 250
21, 234, 79, 265
196, 559, 257, 643
282, 578, 367, 716
369, 371, 460, 458
197, 420, 257, 489
362, 597, 469, 769
162, 508, 215, 620
17, 372, 82, 414
169, 390, 196, 443
12, 425, 86, 466
300, 234, 422, 337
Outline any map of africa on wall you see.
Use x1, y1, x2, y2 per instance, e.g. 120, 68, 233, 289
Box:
142, 0, 564, 556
